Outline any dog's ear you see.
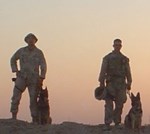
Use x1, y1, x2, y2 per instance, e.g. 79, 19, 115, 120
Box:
136, 92, 140, 99
131, 92, 135, 98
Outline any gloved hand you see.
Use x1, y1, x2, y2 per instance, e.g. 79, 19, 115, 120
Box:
126, 83, 131, 90
38, 77, 44, 87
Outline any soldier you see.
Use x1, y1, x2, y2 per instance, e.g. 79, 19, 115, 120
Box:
98, 39, 132, 130
10, 33, 47, 123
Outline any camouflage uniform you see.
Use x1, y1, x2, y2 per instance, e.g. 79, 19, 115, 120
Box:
10, 46, 47, 119
99, 51, 132, 125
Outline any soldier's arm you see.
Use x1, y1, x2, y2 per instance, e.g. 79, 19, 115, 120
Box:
39, 51, 47, 79
10, 49, 20, 73
98, 57, 108, 85
125, 58, 132, 86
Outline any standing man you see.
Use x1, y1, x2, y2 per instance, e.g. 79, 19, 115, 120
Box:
98, 39, 132, 130
10, 33, 47, 123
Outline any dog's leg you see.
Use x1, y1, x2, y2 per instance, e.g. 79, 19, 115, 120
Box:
131, 118, 135, 130
48, 116, 52, 124
39, 112, 41, 124
124, 115, 128, 128
137, 118, 142, 130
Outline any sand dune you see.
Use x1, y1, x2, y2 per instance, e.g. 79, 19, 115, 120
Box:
0, 119, 150, 134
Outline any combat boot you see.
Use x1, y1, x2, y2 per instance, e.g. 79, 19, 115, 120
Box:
103, 124, 111, 131
32, 116, 38, 124
115, 123, 123, 129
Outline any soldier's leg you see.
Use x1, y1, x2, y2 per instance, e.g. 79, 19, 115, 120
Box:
113, 89, 127, 125
28, 84, 39, 123
113, 100, 124, 125
10, 77, 26, 119
104, 98, 113, 125
103, 98, 114, 130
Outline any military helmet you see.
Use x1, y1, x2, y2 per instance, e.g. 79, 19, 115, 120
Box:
94, 86, 106, 100
24, 33, 38, 43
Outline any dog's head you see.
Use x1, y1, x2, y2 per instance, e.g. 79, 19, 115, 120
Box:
130, 92, 142, 112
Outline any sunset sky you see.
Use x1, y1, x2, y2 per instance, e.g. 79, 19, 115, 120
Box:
1, 0, 150, 125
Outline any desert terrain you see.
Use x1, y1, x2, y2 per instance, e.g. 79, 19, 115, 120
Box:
0, 119, 150, 134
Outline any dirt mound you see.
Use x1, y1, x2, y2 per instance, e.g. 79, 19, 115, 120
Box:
0, 119, 150, 134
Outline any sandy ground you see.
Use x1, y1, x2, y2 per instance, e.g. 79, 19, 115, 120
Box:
0, 119, 150, 134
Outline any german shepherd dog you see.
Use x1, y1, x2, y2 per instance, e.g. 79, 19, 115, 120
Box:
124, 92, 143, 129
37, 87, 52, 125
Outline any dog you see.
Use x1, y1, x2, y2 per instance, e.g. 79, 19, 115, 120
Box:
37, 87, 52, 125
124, 92, 143, 130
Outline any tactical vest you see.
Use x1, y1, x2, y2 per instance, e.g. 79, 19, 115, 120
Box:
106, 52, 127, 78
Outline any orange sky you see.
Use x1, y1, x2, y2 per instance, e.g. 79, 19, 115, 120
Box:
1, 0, 150, 125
